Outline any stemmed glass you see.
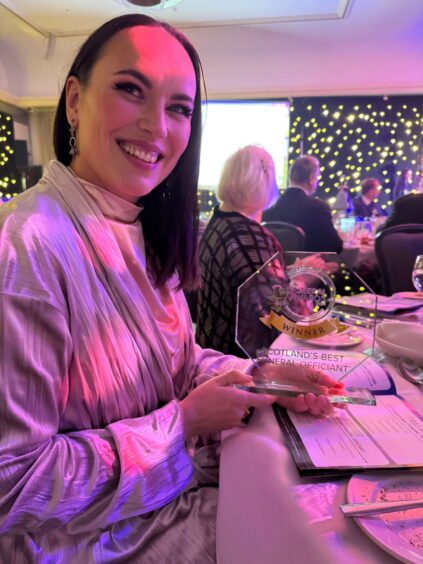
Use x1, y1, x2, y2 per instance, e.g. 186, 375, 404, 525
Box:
412, 255, 423, 292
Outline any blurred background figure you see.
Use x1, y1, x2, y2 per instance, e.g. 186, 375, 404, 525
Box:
393, 168, 413, 201
352, 177, 387, 218
263, 155, 343, 253
377, 192, 423, 232
331, 178, 353, 218
196, 145, 282, 356
415, 170, 423, 193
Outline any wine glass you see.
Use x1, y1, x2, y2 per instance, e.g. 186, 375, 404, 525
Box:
412, 255, 423, 292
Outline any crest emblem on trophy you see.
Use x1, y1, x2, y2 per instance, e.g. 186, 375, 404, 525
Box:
236, 250, 377, 380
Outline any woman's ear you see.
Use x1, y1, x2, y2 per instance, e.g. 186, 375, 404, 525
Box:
65, 76, 80, 126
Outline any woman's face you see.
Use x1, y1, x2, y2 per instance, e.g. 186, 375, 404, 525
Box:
66, 26, 196, 202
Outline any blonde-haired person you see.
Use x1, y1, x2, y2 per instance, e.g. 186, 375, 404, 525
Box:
196, 145, 282, 356
217, 144, 279, 221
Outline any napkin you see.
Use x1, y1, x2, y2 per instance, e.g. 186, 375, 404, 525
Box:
217, 409, 335, 564
375, 321, 423, 365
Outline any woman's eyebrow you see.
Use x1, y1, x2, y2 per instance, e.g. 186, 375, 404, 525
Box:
114, 69, 152, 88
114, 68, 194, 104
171, 93, 195, 104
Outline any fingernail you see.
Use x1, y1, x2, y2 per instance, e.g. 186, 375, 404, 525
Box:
319, 395, 330, 406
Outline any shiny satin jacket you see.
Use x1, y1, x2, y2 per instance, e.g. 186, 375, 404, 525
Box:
0, 162, 248, 563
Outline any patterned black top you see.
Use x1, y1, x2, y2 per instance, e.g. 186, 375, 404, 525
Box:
196, 207, 282, 357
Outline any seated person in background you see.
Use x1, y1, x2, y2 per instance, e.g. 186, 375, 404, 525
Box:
331, 181, 353, 218
377, 192, 423, 232
352, 178, 388, 218
393, 168, 413, 201
196, 145, 282, 356
416, 171, 423, 193
263, 155, 343, 253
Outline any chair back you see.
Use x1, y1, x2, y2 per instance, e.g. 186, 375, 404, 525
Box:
375, 224, 423, 295
262, 221, 306, 251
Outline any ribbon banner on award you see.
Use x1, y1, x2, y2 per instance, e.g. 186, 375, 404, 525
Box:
236, 251, 377, 385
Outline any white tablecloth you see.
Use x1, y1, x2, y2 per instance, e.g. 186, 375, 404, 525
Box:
217, 329, 423, 563
341, 241, 376, 269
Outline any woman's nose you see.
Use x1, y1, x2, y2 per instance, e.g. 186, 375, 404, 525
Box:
137, 103, 167, 138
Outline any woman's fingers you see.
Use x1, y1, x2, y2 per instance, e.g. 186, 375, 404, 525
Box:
324, 261, 339, 273
209, 366, 344, 421
305, 393, 334, 416
238, 390, 275, 409
317, 394, 335, 415
213, 370, 275, 407
302, 367, 344, 391
276, 393, 306, 412
179, 370, 275, 438
213, 369, 252, 387
277, 391, 335, 416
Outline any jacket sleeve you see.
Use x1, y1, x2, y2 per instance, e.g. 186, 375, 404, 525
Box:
307, 201, 343, 253
0, 291, 195, 536
0, 204, 196, 535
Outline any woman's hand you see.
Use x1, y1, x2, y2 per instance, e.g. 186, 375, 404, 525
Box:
251, 362, 345, 417
292, 254, 338, 274
179, 370, 275, 439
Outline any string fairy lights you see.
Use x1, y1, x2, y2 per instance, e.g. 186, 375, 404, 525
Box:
289, 95, 423, 212
197, 96, 422, 217
0, 111, 19, 201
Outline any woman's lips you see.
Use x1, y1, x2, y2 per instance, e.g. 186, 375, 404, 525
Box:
118, 140, 162, 164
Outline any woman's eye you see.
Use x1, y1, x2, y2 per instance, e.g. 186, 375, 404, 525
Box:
169, 104, 193, 118
113, 82, 143, 99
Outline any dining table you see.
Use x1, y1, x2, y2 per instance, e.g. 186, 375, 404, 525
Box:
341, 239, 376, 269
336, 216, 381, 270
216, 299, 423, 563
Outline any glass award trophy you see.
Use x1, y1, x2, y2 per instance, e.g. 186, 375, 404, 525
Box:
235, 251, 378, 405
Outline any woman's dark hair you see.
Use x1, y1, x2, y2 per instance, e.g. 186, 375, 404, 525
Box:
53, 14, 204, 290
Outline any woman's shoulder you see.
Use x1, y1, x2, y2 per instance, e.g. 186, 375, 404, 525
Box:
202, 210, 279, 256
0, 181, 79, 281
226, 216, 280, 256
201, 209, 244, 245
0, 183, 75, 307
0, 181, 72, 243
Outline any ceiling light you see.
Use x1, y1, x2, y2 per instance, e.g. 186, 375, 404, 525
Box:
124, 0, 184, 8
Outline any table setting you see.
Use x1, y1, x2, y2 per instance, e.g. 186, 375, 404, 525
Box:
336, 216, 378, 269
345, 472, 423, 562
217, 250, 423, 563
217, 321, 423, 563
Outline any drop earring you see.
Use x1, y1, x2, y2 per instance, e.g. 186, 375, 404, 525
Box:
69, 123, 78, 156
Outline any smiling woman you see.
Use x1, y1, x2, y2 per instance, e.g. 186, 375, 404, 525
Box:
0, 13, 342, 564
0, 14, 261, 563
53, 15, 203, 289
65, 27, 196, 202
